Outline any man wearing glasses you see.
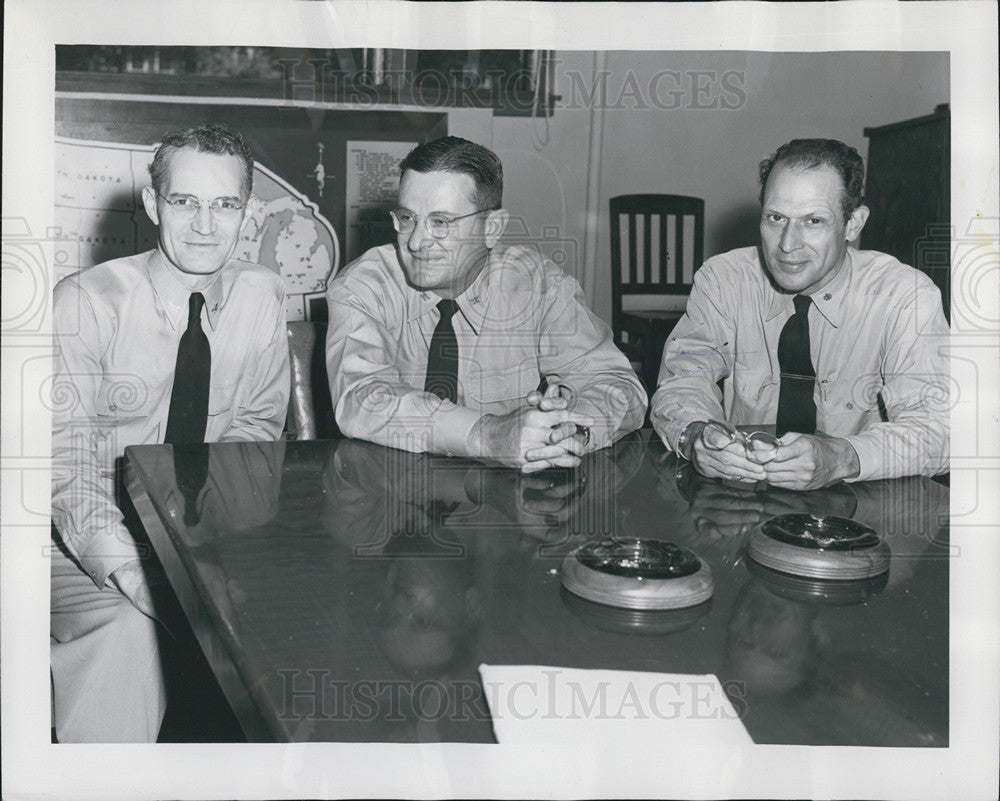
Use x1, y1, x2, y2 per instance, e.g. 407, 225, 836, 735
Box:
327, 136, 646, 472
51, 123, 289, 741
651, 139, 949, 490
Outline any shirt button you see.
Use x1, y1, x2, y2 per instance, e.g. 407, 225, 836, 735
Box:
823, 293, 832, 301
846, 402, 854, 409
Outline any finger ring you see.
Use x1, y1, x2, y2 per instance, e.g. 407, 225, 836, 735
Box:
732, 473, 742, 480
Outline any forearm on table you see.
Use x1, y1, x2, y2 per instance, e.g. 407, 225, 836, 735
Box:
847, 286, 950, 481
335, 378, 483, 456
571, 380, 647, 449
842, 417, 948, 482
649, 271, 734, 451
650, 380, 726, 452
537, 277, 648, 442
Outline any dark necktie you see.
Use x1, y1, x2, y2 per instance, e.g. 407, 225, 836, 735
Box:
424, 299, 459, 403
164, 292, 211, 525
775, 294, 817, 437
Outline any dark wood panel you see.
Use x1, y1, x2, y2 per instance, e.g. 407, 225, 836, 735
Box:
862, 104, 950, 320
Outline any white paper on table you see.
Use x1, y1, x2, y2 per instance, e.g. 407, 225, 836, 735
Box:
479, 664, 754, 746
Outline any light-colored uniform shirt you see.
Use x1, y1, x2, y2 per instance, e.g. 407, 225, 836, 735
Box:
326, 243, 647, 456
52, 249, 290, 589
650, 246, 949, 482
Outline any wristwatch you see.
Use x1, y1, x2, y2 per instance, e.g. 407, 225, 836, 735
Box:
676, 421, 707, 462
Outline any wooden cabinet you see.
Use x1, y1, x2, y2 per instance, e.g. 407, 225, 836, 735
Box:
862, 104, 950, 320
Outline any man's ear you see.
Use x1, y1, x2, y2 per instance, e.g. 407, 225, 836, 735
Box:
239, 194, 258, 235
141, 186, 160, 226
483, 208, 509, 248
845, 204, 870, 243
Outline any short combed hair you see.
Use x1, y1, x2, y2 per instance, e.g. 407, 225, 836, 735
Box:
148, 123, 254, 197
758, 139, 865, 221
399, 136, 503, 210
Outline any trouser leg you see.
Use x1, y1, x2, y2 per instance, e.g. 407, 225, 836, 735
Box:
50, 544, 166, 743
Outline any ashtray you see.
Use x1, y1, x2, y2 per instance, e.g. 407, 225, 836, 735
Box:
745, 556, 889, 605
745, 513, 890, 580
560, 537, 714, 610
561, 586, 712, 634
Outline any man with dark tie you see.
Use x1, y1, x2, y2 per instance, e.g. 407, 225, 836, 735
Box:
651, 138, 948, 489
51, 123, 289, 741
326, 136, 646, 472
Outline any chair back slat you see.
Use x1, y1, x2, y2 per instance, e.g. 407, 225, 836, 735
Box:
642, 212, 652, 285
658, 213, 668, 285
674, 210, 685, 286
627, 212, 638, 286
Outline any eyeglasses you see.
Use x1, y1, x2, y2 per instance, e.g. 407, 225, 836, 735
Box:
389, 208, 496, 239
701, 419, 780, 460
157, 193, 249, 218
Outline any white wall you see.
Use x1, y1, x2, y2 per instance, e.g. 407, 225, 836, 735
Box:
492, 51, 595, 290
492, 50, 949, 325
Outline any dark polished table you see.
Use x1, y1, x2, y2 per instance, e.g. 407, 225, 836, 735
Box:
125, 431, 949, 745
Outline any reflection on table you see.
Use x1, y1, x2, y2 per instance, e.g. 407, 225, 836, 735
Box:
125, 432, 949, 744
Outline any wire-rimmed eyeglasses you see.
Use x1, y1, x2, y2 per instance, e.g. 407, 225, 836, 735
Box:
157, 193, 249, 218
390, 208, 496, 239
701, 419, 780, 461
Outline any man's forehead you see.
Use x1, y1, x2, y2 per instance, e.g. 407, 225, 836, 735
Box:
398, 169, 477, 208
162, 147, 244, 188
763, 163, 845, 208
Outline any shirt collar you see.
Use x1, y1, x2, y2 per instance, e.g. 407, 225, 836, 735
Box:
764, 249, 853, 327
404, 250, 496, 336
147, 249, 225, 331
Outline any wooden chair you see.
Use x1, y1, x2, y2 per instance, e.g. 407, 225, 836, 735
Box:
609, 194, 705, 393
286, 321, 339, 440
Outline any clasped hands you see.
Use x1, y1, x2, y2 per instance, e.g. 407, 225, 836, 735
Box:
690, 419, 860, 491
468, 376, 594, 473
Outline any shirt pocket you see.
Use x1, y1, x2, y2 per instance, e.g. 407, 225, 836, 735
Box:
93, 374, 151, 472
729, 369, 777, 424
818, 374, 882, 436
